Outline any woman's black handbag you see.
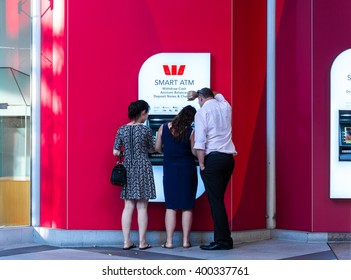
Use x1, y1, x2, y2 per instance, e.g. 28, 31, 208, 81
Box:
110, 155, 127, 186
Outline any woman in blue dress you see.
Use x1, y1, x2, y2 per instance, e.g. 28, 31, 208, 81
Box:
155, 105, 198, 248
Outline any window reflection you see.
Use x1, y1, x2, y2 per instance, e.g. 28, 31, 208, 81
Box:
0, 0, 31, 226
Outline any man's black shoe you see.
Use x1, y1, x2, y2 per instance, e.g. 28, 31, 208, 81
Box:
200, 242, 233, 250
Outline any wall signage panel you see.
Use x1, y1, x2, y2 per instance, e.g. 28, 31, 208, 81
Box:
138, 53, 210, 202
138, 52, 210, 114
330, 49, 351, 198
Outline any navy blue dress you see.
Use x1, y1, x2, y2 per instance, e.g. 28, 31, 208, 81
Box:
161, 123, 198, 210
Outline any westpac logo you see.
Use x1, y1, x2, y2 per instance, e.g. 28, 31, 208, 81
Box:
163, 65, 185, 75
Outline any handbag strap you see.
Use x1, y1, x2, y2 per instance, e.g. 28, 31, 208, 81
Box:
117, 151, 124, 164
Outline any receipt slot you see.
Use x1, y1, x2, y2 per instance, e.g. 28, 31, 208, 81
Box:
330, 49, 351, 198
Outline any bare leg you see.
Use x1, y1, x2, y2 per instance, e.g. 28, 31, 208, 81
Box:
136, 199, 149, 248
121, 199, 136, 248
182, 210, 193, 247
164, 209, 176, 248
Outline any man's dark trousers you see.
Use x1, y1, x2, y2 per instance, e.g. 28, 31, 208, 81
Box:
200, 152, 235, 248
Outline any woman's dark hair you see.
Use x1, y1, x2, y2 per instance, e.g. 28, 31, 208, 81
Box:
128, 100, 150, 120
170, 105, 196, 141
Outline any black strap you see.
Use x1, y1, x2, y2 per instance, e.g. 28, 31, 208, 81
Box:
117, 151, 124, 164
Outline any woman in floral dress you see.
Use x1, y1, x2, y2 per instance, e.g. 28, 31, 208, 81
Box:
113, 100, 156, 250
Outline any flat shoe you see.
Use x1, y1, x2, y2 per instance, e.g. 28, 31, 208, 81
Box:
183, 243, 192, 248
139, 244, 152, 250
161, 242, 173, 249
200, 242, 232, 250
123, 243, 136, 250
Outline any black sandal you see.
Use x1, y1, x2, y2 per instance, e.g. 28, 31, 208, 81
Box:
123, 243, 136, 250
162, 242, 173, 249
139, 243, 152, 250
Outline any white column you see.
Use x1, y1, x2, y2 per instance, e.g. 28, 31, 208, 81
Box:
31, 0, 41, 226
266, 0, 276, 229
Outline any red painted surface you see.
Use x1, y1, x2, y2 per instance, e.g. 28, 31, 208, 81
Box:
232, 0, 267, 230
40, 0, 351, 233
276, 0, 351, 232
312, 1, 351, 232
39, 0, 268, 231
40, 0, 67, 228
276, 0, 313, 231
66, 0, 234, 230
40, 2, 54, 227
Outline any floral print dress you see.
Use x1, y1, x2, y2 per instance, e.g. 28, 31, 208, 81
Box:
114, 124, 156, 200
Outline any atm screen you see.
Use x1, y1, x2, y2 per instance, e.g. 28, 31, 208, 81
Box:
339, 111, 351, 161
147, 115, 175, 165
342, 126, 351, 145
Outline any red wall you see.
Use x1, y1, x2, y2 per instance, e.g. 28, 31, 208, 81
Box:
40, 0, 67, 228
232, 0, 267, 230
39, 0, 351, 234
39, 0, 266, 231
276, 0, 351, 232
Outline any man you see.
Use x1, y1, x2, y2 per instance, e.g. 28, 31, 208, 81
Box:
188, 87, 237, 250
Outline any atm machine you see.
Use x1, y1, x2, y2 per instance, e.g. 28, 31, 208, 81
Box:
338, 110, 351, 161
330, 49, 351, 198
147, 114, 174, 165
138, 52, 210, 202
146, 113, 205, 202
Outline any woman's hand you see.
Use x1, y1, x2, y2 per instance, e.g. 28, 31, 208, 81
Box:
154, 125, 163, 153
113, 149, 120, 156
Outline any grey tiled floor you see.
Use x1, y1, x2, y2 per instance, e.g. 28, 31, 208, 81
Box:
0, 240, 350, 260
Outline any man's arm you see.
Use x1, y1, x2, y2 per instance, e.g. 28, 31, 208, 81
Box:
187, 90, 198, 101
196, 149, 206, 170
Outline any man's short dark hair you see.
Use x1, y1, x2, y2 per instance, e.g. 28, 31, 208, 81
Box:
197, 87, 214, 98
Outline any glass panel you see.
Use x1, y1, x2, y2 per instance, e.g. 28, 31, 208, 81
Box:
0, 0, 31, 226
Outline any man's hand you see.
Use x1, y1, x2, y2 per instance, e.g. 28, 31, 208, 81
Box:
187, 90, 198, 101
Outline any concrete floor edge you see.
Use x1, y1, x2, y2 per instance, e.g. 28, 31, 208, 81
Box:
1, 226, 350, 248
